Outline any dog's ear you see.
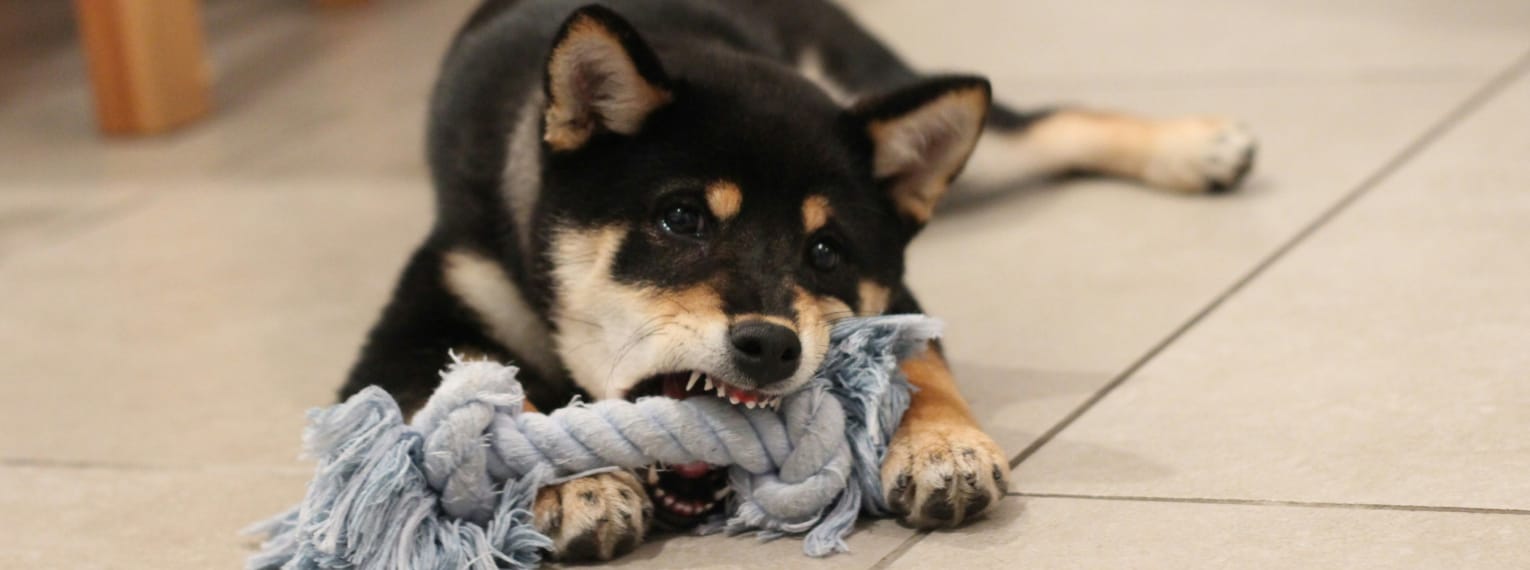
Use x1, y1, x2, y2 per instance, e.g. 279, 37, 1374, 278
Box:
851, 76, 990, 224
543, 5, 673, 152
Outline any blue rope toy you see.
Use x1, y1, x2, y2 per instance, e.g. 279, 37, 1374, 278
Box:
248, 315, 941, 569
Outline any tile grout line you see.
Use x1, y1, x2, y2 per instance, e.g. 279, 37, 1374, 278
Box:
1008, 46, 1530, 471
871, 530, 931, 570
881, 491, 1530, 570
872, 47, 1530, 570
1009, 492, 1530, 517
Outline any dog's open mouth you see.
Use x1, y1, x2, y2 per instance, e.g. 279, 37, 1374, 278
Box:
624, 371, 779, 527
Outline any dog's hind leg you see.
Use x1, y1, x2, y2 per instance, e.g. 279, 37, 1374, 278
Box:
964, 106, 1258, 194
774, 0, 1256, 194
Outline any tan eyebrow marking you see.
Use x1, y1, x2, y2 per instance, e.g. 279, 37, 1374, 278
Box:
706, 181, 743, 221
802, 195, 832, 233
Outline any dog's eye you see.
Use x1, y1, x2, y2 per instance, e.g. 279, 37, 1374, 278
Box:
808, 239, 840, 271
658, 204, 706, 238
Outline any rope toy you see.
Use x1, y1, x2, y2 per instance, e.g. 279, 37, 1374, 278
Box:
248, 315, 941, 569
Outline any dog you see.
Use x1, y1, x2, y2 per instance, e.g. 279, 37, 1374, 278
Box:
339, 0, 1256, 561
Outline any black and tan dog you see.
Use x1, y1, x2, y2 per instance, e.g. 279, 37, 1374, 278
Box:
340, 0, 1255, 561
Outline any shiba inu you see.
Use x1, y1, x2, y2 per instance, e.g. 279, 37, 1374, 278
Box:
340, 0, 1256, 560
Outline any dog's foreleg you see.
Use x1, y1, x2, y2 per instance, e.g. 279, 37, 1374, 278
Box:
881, 346, 1008, 528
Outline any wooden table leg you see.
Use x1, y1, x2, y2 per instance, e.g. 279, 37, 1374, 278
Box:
73, 0, 211, 136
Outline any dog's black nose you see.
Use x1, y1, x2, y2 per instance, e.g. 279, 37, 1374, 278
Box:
728, 321, 802, 385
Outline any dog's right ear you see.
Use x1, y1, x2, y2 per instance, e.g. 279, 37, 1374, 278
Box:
543, 5, 673, 152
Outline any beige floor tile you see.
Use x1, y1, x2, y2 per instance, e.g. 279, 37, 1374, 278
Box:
7, 0, 1528, 567
843, 0, 1530, 82
1012, 71, 1530, 508
913, 79, 1474, 455
0, 186, 145, 259
0, 183, 431, 468
0, 465, 308, 570
0, 0, 472, 187
888, 497, 1530, 569
0, 463, 907, 570
605, 519, 914, 569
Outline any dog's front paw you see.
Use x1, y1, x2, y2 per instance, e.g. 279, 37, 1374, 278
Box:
533, 470, 652, 562
881, 424, 1008, 529
1143, 118, 1257, 194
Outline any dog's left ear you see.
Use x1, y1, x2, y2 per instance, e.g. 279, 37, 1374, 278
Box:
851, 76, 990, 224
543, 5, 673, 152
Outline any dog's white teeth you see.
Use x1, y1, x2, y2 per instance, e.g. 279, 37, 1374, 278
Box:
686, 371, 701, 391
745, 400, 757, 409
703, 501, 716, 511
703, 376, 714, 391
713, 487, 732, 500
662, 495, 677, 507
654, 487, 666, 498
647, 465, 659, 485
716, 385, 727, 398
729, 395, 740, 405
766, 397, 781, 410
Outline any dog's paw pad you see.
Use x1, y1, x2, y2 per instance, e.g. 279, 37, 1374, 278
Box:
534, 470, 651, 561
881, 425, 1008, 529
1144, 118, 1258, 193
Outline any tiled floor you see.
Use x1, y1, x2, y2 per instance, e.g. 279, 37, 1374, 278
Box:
2, 0, 1528, 568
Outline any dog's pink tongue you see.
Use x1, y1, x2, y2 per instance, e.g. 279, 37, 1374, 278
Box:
672, 461, 712, 478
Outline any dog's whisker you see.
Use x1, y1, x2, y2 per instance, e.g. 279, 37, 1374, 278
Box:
601, 315, 678, 392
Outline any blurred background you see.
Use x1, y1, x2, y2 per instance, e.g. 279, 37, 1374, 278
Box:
3, 0, 1530, 567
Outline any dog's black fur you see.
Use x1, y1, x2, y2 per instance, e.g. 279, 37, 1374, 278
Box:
340, 0, 1256, 560
343, 0, 1016, 412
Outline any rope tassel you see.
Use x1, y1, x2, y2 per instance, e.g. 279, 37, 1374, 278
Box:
248, 315, 942, 569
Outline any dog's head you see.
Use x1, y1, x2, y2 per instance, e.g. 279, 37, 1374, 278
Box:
535, 6, 987, 407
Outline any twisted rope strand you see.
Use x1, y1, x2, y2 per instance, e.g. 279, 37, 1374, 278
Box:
247, 315, 942, 569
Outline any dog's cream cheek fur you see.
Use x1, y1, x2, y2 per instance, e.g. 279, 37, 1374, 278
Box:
547, 225, 734, 399
790, 286, 841, 383
547, 225, 833, 398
